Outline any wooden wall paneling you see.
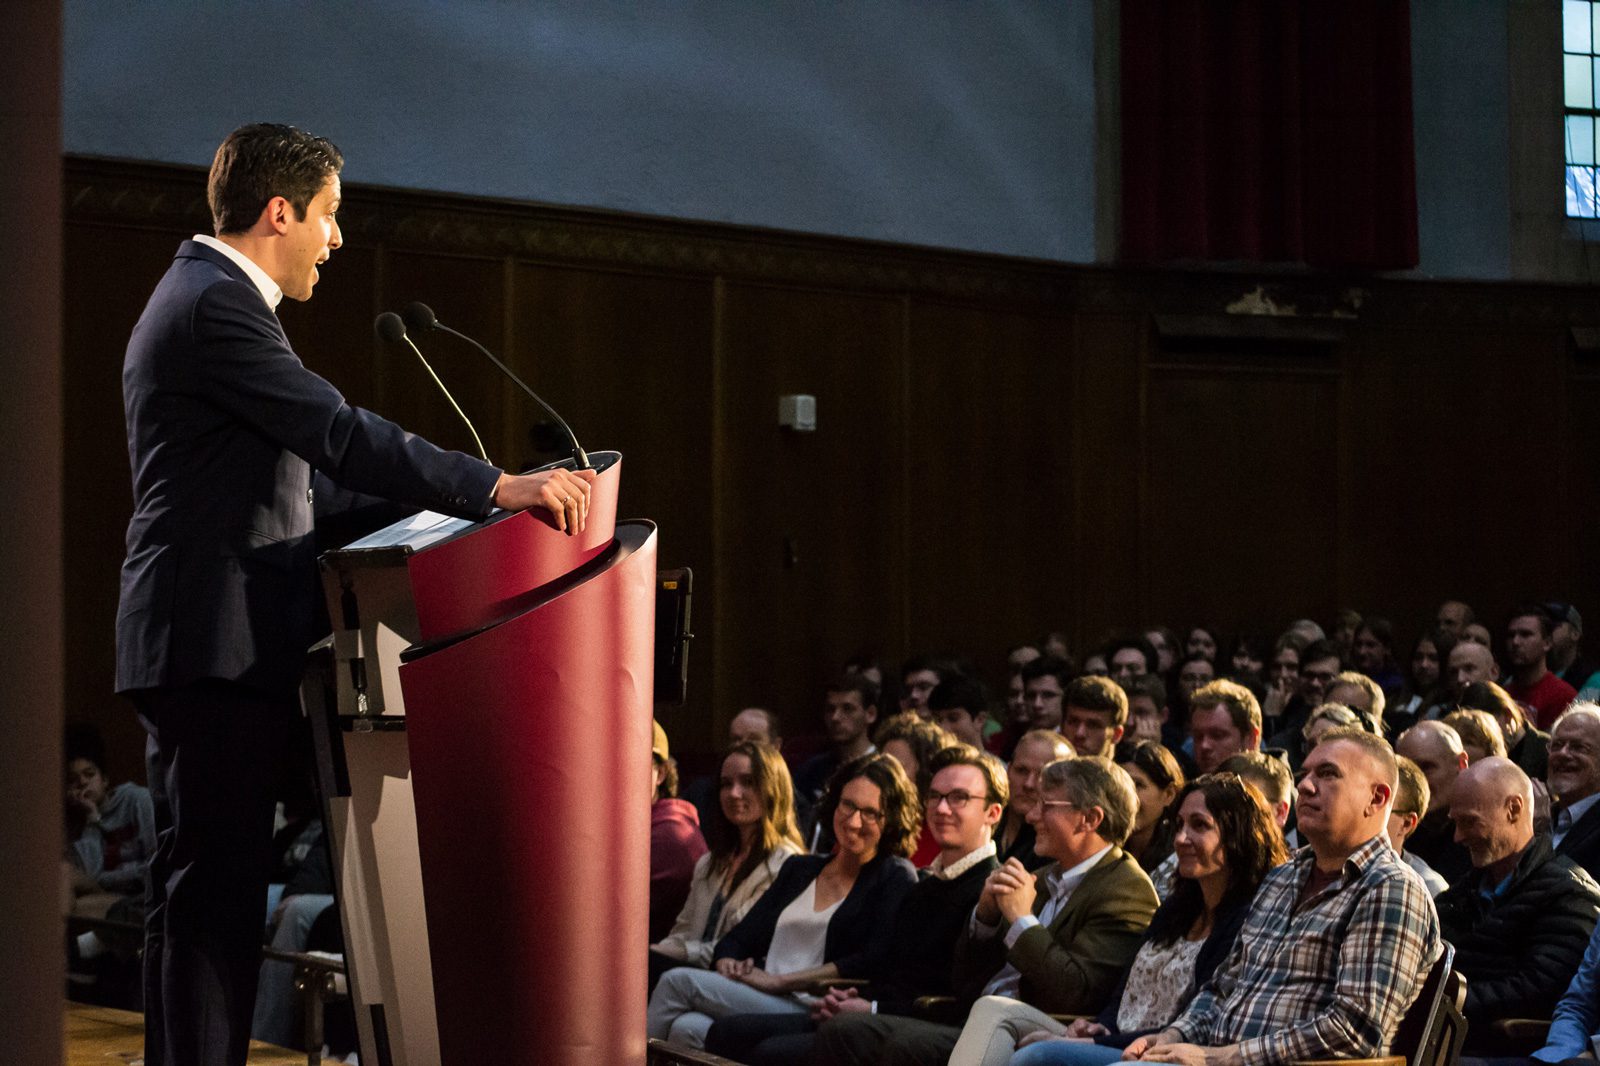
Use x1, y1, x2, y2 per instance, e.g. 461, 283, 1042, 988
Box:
63, 223, 191, 785
278, 245, 380, 410
904, 299, 1075, 691
1569, 347, 1600, 628
1069, 314, 1145, 654
1142, 343, 1341, 637
510, 262, 717, 749
715, 282, 907, 746
376, 252, 508, 465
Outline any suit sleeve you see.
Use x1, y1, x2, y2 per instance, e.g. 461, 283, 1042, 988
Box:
1006, 867, 1159, 1016
190, 279, 499, 516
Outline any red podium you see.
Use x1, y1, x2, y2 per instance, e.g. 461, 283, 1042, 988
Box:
304, 451, 655, 1066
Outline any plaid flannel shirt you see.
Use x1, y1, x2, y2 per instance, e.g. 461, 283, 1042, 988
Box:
1167, 834, 1441, 1064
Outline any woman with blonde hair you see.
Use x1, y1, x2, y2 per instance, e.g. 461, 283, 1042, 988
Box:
650, 742, 804, 987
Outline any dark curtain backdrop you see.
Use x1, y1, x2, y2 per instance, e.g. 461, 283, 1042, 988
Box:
1121, 0, 1418, 270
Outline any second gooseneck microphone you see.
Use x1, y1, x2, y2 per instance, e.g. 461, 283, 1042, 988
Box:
400, 302, 592, 471
374, 311, 489, 463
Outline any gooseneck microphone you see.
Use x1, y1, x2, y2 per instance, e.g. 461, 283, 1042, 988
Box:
400, 301, 591, 470
373, 311, 489, 463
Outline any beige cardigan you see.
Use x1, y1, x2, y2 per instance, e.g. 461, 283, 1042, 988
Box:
652, 843, 802, 967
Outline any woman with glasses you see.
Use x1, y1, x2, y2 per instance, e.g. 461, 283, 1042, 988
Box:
647, 752, 920, 1049
949, 773, 1288, 1066
649, 741, 806, 990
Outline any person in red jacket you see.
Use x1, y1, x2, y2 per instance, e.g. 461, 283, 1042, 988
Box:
1506, 605, 1579, 730
652, 720, 709, 942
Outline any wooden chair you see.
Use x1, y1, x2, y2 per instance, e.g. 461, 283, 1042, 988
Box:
1292, 943, 1466, 1066
646, 1038, 746, 1065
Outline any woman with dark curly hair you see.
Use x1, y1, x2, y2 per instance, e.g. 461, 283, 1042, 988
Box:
950, 773, 1289, 1066
647, 752, 920, 1049
876, 712, 957, 866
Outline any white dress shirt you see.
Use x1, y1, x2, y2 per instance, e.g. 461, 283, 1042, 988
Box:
192, 233, 283, 311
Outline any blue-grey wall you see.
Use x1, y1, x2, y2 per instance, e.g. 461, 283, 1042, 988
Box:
1410, 0, 1512, 279
65, 1, 1098, 262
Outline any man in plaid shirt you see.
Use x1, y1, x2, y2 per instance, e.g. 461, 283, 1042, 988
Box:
1127, 728, 1442, 1066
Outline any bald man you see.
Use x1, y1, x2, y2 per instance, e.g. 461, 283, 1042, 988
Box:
1435, 758, 1600, 1051
1396, 722, 1473, 882
1446, 640, 1500, 704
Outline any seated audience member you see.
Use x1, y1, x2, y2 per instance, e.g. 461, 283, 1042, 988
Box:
1327, 608, 1362, 661
1116, 740, 1185, 876
877, 713, 958, 867
704, 745, 1008, 1064
1506, 605, 1580, 730
1547, 601, 1600, 695
1215, 751, 1295, 844
1463, 621, 1495, 648
1120, 675, 1171, 742
1392, 629, 1454, 728
1107, 636, 1157, 685
996, 730, 1075, 870
651, 742, 804, 987
813, 758, 1159, 1066
795, 675, 881, 842
1225, 634, 1268, 687
1186, 680, 1262, 775
1008, 643, 1044, 672
1118, 729, 1443, 1065
1494, 919, 1600, 1065
1267, 638, 1344, 766
1061, 675, 1128, 758
1437, 599, 1476, 640
1145, 627, 1180, 675
1042, 632, 1073, 663
1461, 680, 1549, 781
999, 773, 1289, 1066
64, 725, 156, 899
1184, 625, 1219, 666
652, 720, 709, 942
1446, 637, 1501, 704
1302, 703, 1367, 750
686, 706, 783, 826
1080, 651, 1109, 676
1285, 618, 1326, 645
1396, 720, 1474, 882
1352, 616, 1404, 696
931, 675, 991, 750
901, 655, 957, 719
252, 810, 337, 1049
1019, 656, 1072, 734
648, 753, 920, 1048
1175, 655, 1216, 710
1260, 632, 1306, 730
1325, 671, 1386, 737
1435, 758, 1600, 1050
1389, 755, 1449, 895
1551, 704, 1600, 881
1442, 707, 1509, 763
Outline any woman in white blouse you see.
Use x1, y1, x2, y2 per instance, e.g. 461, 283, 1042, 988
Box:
650, 741, 804, 985
950, 772, 1290, 1066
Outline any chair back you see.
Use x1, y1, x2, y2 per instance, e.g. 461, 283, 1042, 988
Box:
1392, 942, 1467, 1066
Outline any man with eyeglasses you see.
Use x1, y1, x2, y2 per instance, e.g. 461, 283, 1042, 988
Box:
1551, 704, 1600, 883
704, 745, 1006, 1063
1268, 639, 1344, 768
815, 757, 1156, 1066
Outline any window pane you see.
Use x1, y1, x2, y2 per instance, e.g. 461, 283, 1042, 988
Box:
1593, 3, 1600, 55
1568, 166, 1597, 217
1569, 1, 1593, 53
1570, 116, 1596, 165
1569, 54, 1594, 108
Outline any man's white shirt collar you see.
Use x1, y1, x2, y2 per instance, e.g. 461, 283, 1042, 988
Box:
193, 234, 283, 311
928, 840, 997, 881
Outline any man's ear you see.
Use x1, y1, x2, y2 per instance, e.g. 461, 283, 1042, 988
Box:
1109, 725, 1125, 746
1371, 782, 1393, 810
1506, 794, 1525, 822
262, 195, 293, 235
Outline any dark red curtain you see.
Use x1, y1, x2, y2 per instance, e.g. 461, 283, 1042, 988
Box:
1121, 0, 1418, 270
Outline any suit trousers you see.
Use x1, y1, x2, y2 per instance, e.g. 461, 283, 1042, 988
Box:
134, 681, 296, 1066
814, 1011, 962, 1066
948, 995, 1071, 1066
647, 966, 809, 1049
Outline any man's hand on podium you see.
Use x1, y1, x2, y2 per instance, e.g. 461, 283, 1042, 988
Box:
492, 467, 597, 534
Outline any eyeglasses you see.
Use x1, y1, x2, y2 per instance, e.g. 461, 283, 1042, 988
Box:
925, 789, 984, 811
1037, 799, 1079, 811
837, 798, 885, 826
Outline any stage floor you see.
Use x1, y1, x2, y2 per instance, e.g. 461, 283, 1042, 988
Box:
66, 1003, 304, 1065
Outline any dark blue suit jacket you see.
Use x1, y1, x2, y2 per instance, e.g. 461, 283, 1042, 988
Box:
117, 240, 501, 696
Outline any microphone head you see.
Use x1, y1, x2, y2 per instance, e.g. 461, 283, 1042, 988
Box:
401, 301, 438, 333
374, 311, 407, 343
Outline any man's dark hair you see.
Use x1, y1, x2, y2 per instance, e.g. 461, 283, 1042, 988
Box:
1299, 638, 1344, 669
826, 672, 880, 711
928, 675, 988, 717
1064, 675, 1130, 727
1021, 654, 1073, 689
1105, 635, 1158, 673
208, 123, 344, 235
1510, 603, 1556, 639
1357, 616, 1394, 651
1123, 672, 1168, 709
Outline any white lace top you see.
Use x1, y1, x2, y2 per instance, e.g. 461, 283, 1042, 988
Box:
1115, 935, 1206, 1032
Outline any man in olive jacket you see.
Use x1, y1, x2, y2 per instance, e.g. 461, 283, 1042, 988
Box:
815, 757, 1158, 1066
1435, 758, 1600, 1054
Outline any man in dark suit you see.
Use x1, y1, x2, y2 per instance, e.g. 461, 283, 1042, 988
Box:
1552, 704, 1600, 882
118, 123, 596, 1066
